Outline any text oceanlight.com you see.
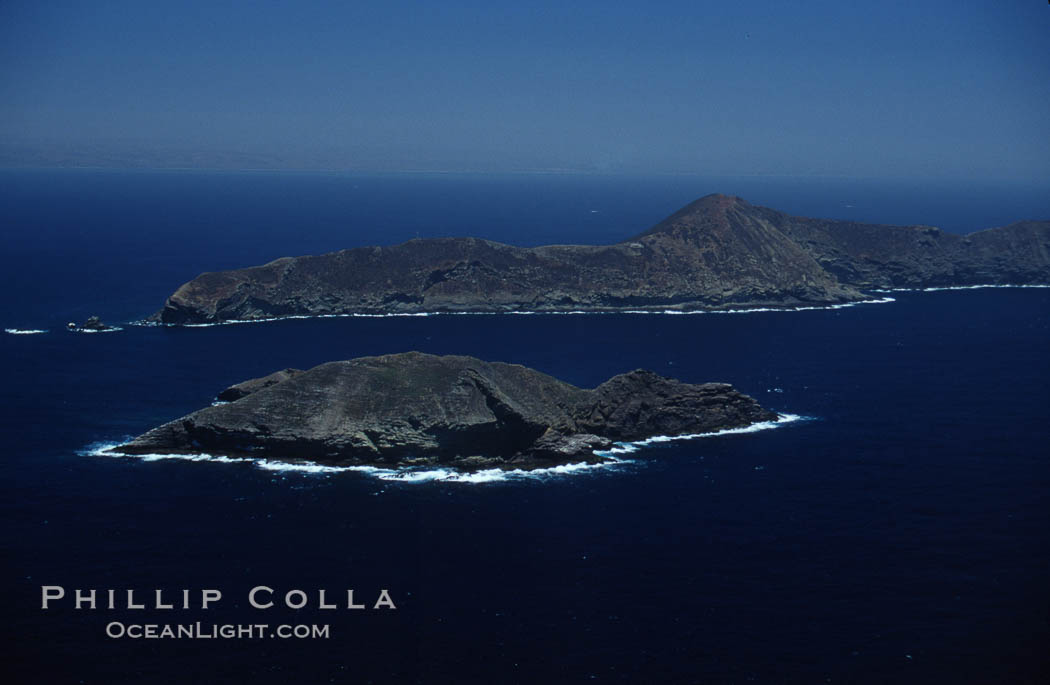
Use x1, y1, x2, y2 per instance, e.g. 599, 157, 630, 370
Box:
105, 622, 330, 639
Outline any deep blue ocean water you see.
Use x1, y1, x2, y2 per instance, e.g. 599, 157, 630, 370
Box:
2, 170, 1049, 684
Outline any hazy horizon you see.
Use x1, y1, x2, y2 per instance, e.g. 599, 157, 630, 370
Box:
2, 1, 1048, 181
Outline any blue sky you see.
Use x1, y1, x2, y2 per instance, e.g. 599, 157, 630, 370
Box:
1, 1, 1047, 179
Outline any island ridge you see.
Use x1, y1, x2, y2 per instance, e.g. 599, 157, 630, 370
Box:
149, 194, 1050, 324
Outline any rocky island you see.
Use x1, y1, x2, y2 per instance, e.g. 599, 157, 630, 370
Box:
148, 194, 1049, 324
67, 316, 120, 333
116, 352, 778, 470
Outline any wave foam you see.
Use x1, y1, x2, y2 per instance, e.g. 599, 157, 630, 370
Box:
598, 413, 804, 455
5, 328, 47, 335
695, 298, 895, 314
359, 458, 635, 483
74, 326, 124, 333
164, 312, 438, 327
80, 443, 255, 465
82, 441, 631, 483
870, 284, 1050, 293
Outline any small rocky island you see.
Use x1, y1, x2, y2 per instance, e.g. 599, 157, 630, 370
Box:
149, 194, 1049, 324
67, 316, 119, 332
117, 352, 779, 470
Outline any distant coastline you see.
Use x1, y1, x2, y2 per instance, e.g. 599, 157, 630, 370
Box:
147, 194, 1050, 325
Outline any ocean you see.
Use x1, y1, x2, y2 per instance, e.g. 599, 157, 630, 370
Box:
1, 170, 1049, 684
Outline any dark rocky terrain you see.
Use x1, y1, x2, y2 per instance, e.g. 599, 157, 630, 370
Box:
117, 352, 778, 470
215, 368, 302, 402
148, 194, 1049, 324
766, 214, 1050, 289
68, 315, 120, 332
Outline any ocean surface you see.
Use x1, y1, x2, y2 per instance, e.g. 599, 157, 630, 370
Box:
1, 170, 1049, 684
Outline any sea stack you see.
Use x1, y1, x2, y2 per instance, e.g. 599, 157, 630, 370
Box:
68, 316, 119, 332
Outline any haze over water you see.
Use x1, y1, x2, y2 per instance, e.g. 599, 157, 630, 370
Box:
2, 2, 1048, 180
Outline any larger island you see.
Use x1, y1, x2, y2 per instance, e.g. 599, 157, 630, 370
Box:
150, 194, 1050, 324
116, 352, 778, 470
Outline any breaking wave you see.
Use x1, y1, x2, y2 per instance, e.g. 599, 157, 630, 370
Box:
78, 413, 804, 484
5, 328, 47, 335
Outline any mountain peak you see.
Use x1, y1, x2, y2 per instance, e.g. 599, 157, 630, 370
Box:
672, 193, 748, 215
632, 193, 753, 239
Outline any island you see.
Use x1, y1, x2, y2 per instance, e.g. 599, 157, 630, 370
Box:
148, 194, 1050, 324
116, 352, 779, 470
67, 316, 120, 333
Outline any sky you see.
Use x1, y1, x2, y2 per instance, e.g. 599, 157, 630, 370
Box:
0, 0, 1047, 179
